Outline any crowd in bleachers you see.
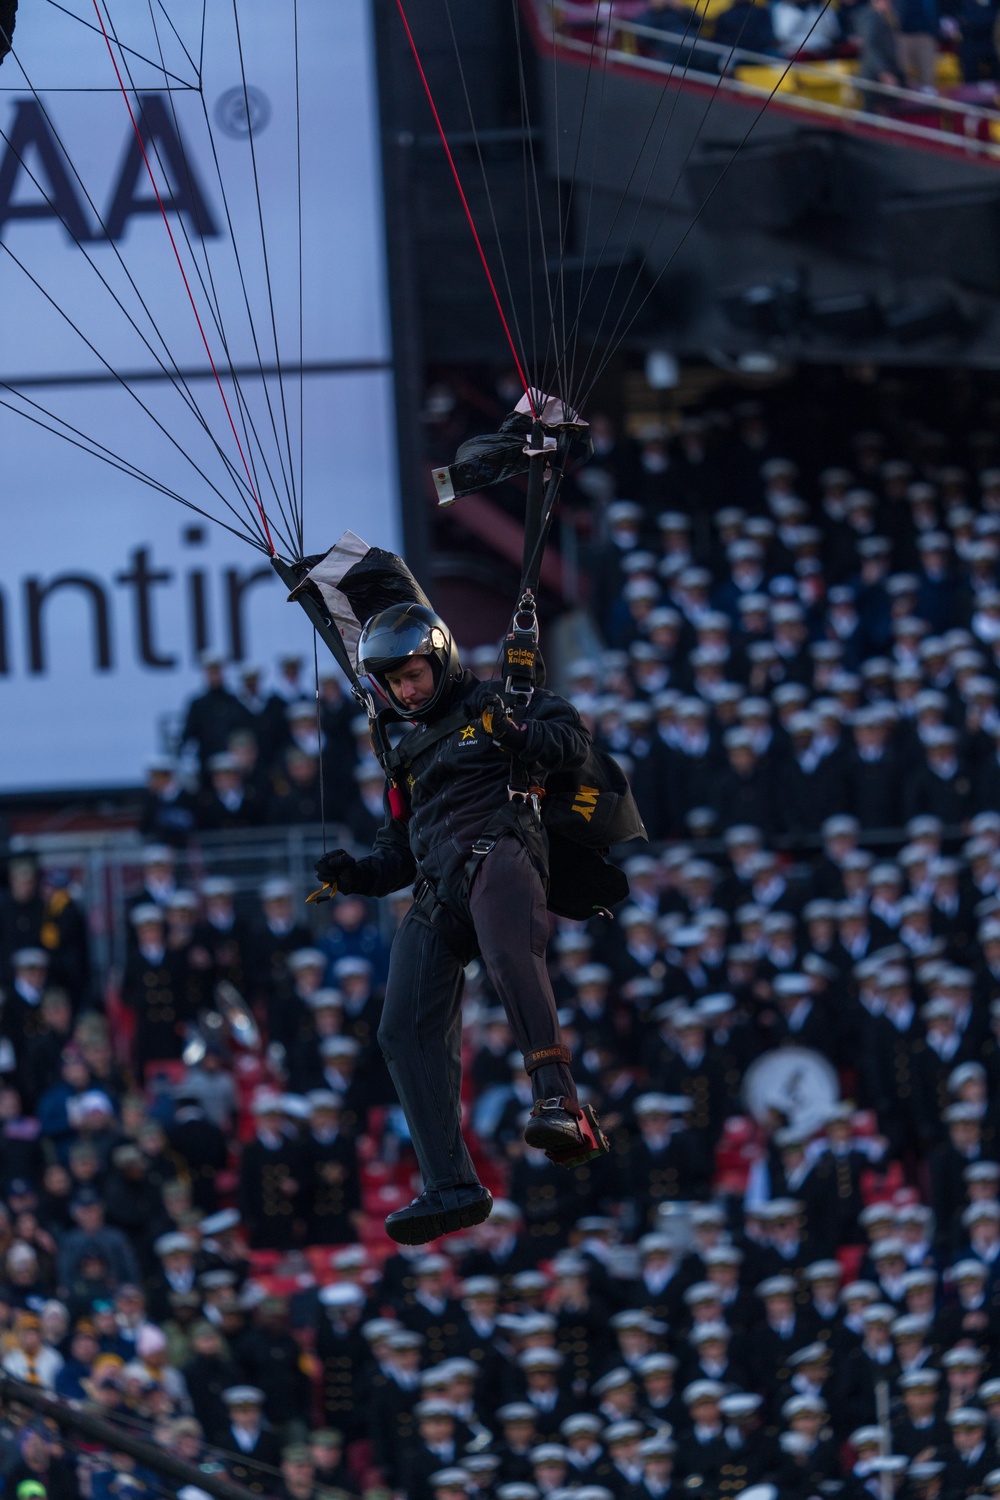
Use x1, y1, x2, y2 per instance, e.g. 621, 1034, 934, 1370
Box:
557, 0, 1000, 97
3, 374, 1000, 1499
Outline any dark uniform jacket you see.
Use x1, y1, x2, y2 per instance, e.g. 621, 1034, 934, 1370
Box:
212, 1424, 282, 1494
358, 673, 591, 910
315, 1317, 369, 1440
122, 945, 194, 1072
302, 1128, 361, 1244
237, 1133, 304, 1251
185, 1352, 243, 1437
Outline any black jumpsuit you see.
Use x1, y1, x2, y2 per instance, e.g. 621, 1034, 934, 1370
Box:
360, 673, 589, 1195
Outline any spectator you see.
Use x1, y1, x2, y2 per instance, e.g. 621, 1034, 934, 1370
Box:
855, 0, 905, 103
56, 1188, 139, 1294
179, 655, 250, 785
771, 0, 843, 53
893, 0, 940, 87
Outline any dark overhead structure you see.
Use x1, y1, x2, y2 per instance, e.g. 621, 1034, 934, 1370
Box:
377, 0, 1000, 370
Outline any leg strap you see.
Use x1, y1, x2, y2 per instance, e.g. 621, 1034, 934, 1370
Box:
523, 1044, 574, 1075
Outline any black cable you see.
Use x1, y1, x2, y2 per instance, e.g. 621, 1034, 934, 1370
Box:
192, 30, 308, 552
314, 629, 328, 853
559, 0, 723, 408
0, 232, 275, 549
440, 0, 535, 406
137, 0, 299, 553
578, 0, 840, 406
294, 0, 305, 534
0, 388, 270, 550
39, 0, 195, 86
543, 0, 722, 409
565, 7, 616, 406
197, 0, 207, 79
0, 31, 271, 535
106, 0, 299, 554
230, 0, 301, 547
571, 0, 769, 405
150, 0, 200, 79
510, 0, 561, 397
547, 3, 565, 405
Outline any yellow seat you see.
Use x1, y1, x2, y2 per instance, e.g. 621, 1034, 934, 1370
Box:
793, 57, 861, 105
734, 62, 797, 92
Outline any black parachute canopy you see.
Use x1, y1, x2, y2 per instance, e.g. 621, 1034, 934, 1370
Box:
288, 531, 431, 672
0, 0, 17, 65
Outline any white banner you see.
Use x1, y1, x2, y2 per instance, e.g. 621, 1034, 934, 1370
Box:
0, 0, 401, 791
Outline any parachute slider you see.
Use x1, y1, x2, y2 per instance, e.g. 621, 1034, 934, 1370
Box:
432, 390, 589, 507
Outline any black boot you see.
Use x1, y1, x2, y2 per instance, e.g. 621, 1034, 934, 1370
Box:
384, 1184, 493, 1245
523, 1098, 610, 1168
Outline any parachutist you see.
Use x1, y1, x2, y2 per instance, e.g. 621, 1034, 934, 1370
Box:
313, 603, 610, 1245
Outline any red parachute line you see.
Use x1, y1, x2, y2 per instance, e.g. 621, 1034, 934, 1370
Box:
90, 0, 276, 556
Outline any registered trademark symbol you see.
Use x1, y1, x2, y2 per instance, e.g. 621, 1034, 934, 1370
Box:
214, 86, 271, 138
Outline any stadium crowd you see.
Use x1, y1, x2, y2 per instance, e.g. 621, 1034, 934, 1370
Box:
3, 382, 1000, 1500
557, 0, 1000, 97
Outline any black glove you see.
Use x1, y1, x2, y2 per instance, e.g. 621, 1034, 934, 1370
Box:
313, 849, 375, 896
465, 687, 528, 751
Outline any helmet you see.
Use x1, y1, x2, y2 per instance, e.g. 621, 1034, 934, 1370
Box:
357, 604, 461, 721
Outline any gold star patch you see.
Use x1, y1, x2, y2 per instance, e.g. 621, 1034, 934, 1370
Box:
460, 723, 477, 741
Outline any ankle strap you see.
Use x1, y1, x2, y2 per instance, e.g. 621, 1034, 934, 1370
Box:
523, 1044, 573, 1074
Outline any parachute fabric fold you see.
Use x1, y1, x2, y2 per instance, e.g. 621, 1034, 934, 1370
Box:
288, 531, 431, 670
0, 0, 16, 64
432, 391, 590, 506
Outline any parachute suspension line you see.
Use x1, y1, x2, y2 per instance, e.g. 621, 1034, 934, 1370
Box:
26, 0, 194, 87
546, 0, 568, 411
393, 0, 538, 420
571, 0, 767, 405
313, 630, 327, 854
559, 1, 616, 411
0, 232, 273, 549
542, 0, 717, 409
150, 0, 201, 81
90, 0, 276, 557
230, 0, 302, 549
294, 0, 305, 528
557, 0, 719, 407
104, 10, 295, 556
514, 6, 540, 387
508, 0, 562, 408
0, 40, 275, 538
137, 0, 301, 556
187, 76, 306, 554
0, 387, 271, 551
0, 109, 255, 511
439, 0, 537, 410
138, 0, 282, 509
576, 0, 840, 408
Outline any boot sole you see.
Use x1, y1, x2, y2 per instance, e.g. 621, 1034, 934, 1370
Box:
385, 1191, 493, 1246
523, 1116, 581, 1151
